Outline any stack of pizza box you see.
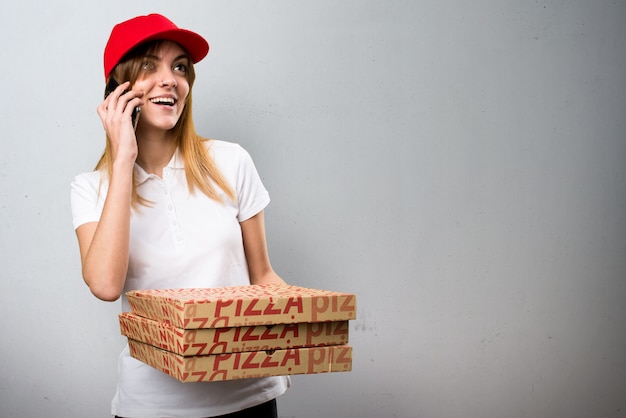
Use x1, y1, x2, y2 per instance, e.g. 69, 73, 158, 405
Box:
119, 284, 356, 382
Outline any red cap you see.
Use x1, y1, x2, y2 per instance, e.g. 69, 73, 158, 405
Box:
103, 14, 209, 79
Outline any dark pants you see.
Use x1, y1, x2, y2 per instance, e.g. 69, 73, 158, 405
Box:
215, 399, 278, 417
115, 398, 278, 418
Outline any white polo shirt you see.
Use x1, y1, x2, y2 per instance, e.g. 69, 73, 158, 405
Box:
71, 140, 289, 417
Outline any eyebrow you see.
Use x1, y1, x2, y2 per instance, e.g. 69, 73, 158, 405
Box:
144, 53, 190, 62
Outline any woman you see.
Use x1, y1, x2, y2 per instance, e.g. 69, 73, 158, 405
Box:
71, 14, 289, 417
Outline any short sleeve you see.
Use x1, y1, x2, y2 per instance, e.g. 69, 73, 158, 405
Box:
70, 171, 107, 229
234, 145, 270, 222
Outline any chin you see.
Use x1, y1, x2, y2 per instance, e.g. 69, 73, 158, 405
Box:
147, 119, 180, 131
163, 122, 180, 130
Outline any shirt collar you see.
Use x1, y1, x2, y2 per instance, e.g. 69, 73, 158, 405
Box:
133, 148, 184, 185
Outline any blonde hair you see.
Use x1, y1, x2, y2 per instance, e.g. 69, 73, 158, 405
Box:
96, 40, 235, 207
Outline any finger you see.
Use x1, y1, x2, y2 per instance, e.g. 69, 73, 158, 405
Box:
105, 82, 129, 108
111, 81, 131, 97
97, 102, 106, 120
126, 95, 144, 110
98, 83, 143, 129
113, 88, 144, 111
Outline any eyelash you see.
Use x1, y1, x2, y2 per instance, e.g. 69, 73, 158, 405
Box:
140, 61, 188, 74
173, 63, 188, 74
141, 61, 155, 71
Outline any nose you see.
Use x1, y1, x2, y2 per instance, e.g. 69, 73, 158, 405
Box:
159, 77, 177, 88
158, 67, 177, 88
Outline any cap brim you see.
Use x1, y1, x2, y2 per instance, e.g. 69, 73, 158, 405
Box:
143, 29, 209, 63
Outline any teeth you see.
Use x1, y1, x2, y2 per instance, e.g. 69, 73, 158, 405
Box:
150, 97, 175, 105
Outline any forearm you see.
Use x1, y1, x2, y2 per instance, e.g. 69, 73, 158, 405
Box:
241, 211, 287, 287
250, 270, 287, 286
81, 164, 133, 301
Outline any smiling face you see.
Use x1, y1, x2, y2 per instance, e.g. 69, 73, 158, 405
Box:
131, 41, 191, 133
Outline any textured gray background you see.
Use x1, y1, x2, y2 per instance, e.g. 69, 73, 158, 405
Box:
1, 1, 624, 417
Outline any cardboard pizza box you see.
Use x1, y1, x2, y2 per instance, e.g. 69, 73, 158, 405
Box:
126, 284, 356, 329
120, 311, 350, 356
128, 339, 353, 382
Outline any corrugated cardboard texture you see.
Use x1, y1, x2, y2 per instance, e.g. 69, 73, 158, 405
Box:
126, 284, 356, 329
120, 312, 350, 356
128, 339, 353, 382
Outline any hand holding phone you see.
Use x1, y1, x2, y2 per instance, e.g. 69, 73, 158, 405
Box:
105, 78, 141, 130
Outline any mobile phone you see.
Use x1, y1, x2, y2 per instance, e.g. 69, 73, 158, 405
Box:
104, 77, 140, 129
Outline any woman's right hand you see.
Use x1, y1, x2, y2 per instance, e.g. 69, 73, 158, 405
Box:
77, 81, 143, 301
97, 81, 144, 165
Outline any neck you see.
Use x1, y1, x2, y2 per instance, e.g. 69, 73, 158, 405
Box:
135, 130, 177, 177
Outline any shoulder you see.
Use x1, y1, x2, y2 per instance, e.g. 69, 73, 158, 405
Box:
205, 139, 246, 156
204, 139, 255, 167
71, 170, 106, 191
70, 170, 108, 228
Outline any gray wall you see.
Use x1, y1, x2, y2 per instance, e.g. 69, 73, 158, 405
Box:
1, 1, 624, 417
